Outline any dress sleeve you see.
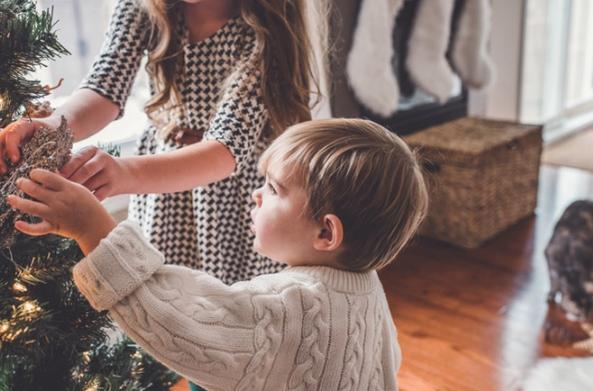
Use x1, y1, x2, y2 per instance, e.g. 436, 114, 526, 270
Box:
72, 220, 287, 389
203, 45, 269, 175
79, 0, 148, 117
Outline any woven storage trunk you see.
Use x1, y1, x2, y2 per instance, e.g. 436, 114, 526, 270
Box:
404, 117, 543, 248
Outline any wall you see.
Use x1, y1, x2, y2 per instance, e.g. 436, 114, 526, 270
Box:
469, 0, 525, 122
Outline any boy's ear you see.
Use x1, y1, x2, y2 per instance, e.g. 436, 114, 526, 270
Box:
313, 214, 344, 252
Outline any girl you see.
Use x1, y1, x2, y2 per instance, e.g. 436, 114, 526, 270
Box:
0, 0, 326, 284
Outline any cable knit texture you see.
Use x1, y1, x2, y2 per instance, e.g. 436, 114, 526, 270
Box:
72, 220, 401, 390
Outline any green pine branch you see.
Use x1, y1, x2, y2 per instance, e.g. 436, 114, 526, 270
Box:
0, 2, 177, 389
0, 0, 69, 127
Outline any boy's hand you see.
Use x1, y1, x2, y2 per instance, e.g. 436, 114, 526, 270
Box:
60, 146, 129, 201
6, 169, 117, 255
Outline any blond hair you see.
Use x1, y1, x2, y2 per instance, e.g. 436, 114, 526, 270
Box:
138, 0, 328, 138
259, 118, 429, 272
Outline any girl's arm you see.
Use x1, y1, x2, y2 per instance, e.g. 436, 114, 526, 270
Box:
0, 89, 118, 172
1, 0, 146, 172
53, 0, 146, 142
40, 89, 120, 142
119, 140, 236, 193
61, 139, 236, 200
63, 19, 265, 197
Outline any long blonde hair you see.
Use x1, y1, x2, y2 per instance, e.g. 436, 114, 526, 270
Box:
139, 0, 327, 137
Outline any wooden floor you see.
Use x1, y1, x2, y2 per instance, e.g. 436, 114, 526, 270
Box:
385, 165, 593, 391
172, 165, 593, 391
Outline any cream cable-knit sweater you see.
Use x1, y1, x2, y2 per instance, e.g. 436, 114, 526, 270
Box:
72, 221, 401, 390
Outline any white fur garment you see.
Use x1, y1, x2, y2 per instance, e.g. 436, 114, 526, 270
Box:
347, 0, 495, 112
523, 357, 593, 391
406, 0, 457, 104
451, 0, 495, 89
347, 0, 405, 117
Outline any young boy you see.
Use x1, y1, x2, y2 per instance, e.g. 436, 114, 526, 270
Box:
7, 118, 428, 390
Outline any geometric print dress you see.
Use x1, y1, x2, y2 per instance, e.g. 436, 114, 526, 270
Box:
80, 0, 283, 284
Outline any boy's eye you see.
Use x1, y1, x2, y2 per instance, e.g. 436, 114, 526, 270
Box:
267, 181, 277, 194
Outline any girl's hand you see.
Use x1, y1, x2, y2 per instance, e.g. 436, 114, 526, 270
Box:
6, 169, 117, 255
0, 116, 61, 175
60, 146, 129, 201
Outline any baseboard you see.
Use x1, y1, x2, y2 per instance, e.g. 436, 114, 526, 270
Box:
544, 110, 593, 144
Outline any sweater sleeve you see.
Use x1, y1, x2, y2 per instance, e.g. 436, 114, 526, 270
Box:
203, 41, 269, 175
79, 0, 148, 118
72, 220, 287, 389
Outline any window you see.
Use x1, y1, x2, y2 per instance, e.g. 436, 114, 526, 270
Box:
521, 0, 593, 140
565, 0, 593, 109
35, 0, 149, 152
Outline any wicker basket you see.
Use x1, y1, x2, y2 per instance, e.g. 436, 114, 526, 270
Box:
404, 117, 543, 248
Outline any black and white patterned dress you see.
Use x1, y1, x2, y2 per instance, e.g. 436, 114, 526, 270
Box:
81, 0, 283, 284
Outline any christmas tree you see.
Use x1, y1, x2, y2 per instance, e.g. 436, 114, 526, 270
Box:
0, 1, 177, 389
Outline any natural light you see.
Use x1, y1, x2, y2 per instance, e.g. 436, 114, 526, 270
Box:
35, 0, 148, 152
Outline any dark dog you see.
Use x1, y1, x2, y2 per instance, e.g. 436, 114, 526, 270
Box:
544, 200, 593, 347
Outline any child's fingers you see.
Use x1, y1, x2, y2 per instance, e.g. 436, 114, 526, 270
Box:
60, 146, 98, 180
0, 121, 22, 164
6, 195, 51, 219
16, 178, 53, 202
68, 152, 105, 186
93, 184, 112, 202
14, 219, 54, 237
83, 173, 108, 194
29, 168, 68, 191
0, 132, 8, 174
4, 119, 39, 163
